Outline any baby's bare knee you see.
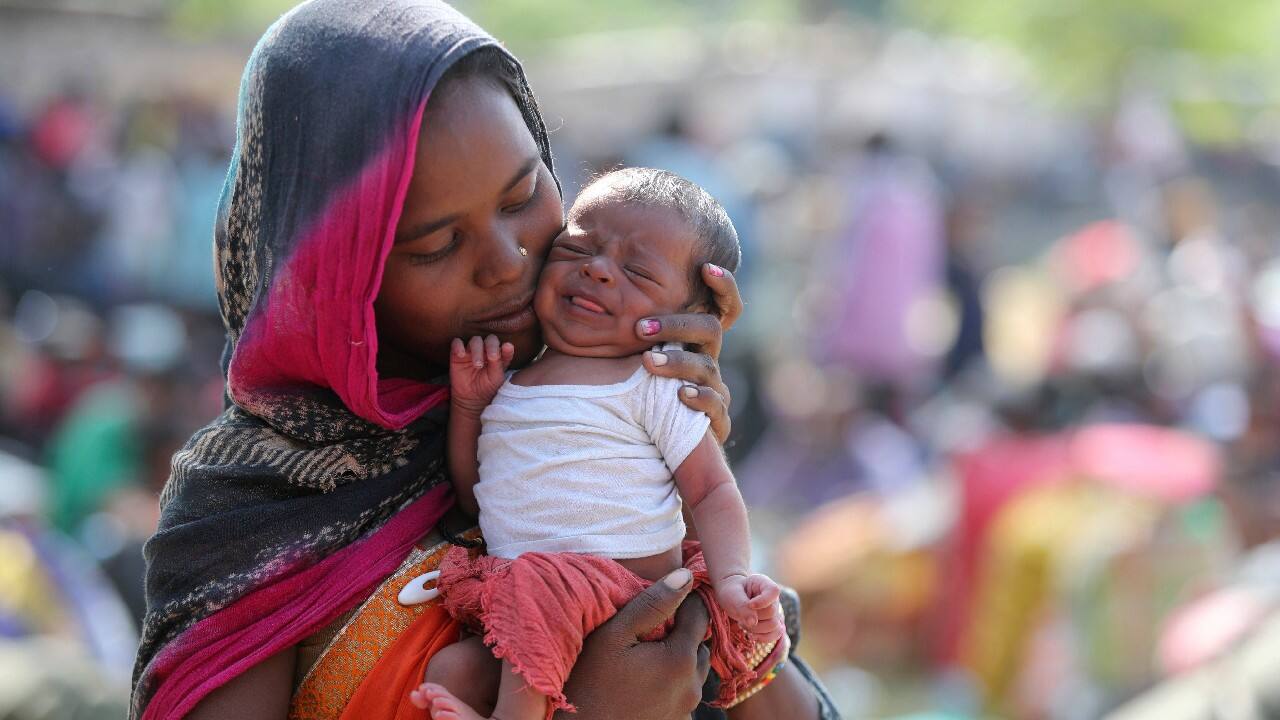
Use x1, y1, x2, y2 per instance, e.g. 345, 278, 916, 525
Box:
424, 636, 500, 711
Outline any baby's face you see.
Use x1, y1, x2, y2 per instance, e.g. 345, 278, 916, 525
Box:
534, 191, 698, 358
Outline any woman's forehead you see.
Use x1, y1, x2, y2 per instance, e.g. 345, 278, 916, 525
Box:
411, 80, 540, 203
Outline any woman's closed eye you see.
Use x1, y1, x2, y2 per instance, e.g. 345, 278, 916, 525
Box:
553, 243, 591, 256
409, 231, 460, 265
501, 175, 540, 214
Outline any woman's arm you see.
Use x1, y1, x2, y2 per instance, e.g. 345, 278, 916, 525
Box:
727, 664, 821, 720
185, 645, 297, 720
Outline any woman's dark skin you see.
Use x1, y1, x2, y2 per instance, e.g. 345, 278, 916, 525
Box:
187, 75, 751, 719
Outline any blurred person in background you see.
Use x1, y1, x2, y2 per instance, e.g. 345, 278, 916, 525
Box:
0, 445, 134, 719
815, 132, 945, 399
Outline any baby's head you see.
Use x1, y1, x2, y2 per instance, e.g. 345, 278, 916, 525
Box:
533, 168, 741, 358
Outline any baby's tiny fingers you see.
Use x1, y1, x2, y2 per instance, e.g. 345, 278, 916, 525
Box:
484, 334, 500, 361
451, 338, 467, 359
747, 618, 785, 641
747, 585, 782, 609
500, 342, 515, 364
468, 336, 485, 367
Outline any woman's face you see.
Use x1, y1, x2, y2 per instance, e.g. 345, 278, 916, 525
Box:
375, 76, 564, 379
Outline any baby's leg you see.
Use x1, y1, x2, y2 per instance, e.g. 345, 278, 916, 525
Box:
416, 660, 547, 720
413, 636, 500, 715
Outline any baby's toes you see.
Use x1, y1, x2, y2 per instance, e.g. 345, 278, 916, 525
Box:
409, 685, 429, 709
423, 685, 485, 720
429, 697, 466, 720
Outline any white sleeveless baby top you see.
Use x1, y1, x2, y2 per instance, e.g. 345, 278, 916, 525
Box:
475, 359, 711, 560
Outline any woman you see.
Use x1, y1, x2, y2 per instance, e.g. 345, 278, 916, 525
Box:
131, 1, 839, 718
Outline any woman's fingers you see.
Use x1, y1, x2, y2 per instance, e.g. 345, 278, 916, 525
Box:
642, 346, 733, 444
666, 594, 712, 698
701, 263, 743, 332
643, 349, 730, 404
610, 568, 696, 644
678, 384, 731, 444
636, 313, 724, 360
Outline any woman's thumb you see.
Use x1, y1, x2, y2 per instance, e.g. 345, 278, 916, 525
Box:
616, 568, 694, 640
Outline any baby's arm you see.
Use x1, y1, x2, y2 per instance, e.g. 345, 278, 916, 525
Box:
673, 432, 784, 642
447, 335, 514, 518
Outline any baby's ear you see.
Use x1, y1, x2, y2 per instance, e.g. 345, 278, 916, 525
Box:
683, 299, 718, 318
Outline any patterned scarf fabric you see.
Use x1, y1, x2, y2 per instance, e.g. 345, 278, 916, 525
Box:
130, 2, 556, 717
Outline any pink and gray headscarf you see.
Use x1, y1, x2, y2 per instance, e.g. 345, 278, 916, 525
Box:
130, 1, 555, 717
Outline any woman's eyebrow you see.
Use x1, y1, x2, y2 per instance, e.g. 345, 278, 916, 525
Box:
395, 213, 459, 244
395, 156, 541, 245
502, 156, 541, 193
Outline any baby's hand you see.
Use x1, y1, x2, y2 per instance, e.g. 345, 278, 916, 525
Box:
716, 573, 785, 643
449, 335, 514, 417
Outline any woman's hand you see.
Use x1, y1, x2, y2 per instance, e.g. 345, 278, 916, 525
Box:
558, 568, 712, 720
637, 263, 743, 443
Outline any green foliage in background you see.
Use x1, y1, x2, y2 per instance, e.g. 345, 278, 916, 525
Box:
891, 0, 1280, 143
168, 0, 1280, 143
168, 0, 799, 52
892, 0, 1280, 101
455, 0, 798, 53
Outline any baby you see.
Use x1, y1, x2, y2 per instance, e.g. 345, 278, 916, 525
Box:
411, 168, 785, 720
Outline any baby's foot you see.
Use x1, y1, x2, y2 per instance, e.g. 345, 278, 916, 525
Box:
410, 682, 488, 720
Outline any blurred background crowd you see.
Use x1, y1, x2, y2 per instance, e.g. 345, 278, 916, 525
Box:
4, 1, 1280, 718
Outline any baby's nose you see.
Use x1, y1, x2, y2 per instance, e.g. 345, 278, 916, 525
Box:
581, 258, 614, 283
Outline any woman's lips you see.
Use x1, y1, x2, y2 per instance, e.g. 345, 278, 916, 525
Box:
473, 303, 536, 334
472, 293, 537, 334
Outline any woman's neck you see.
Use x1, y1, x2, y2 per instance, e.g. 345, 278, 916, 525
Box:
375, 346, 444, 383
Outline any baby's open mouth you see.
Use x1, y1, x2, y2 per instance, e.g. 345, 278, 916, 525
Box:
568, 295, 609, 314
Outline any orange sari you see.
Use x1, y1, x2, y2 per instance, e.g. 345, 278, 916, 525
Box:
290, 537, 462, 720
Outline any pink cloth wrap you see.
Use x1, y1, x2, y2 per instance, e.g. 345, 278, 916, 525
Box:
438, 541, 759, 716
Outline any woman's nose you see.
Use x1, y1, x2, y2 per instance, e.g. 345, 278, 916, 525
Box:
580, 257, 614, 284
475, 231, 525, 288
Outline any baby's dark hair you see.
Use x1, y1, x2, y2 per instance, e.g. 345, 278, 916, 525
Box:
586, 167, 741, 316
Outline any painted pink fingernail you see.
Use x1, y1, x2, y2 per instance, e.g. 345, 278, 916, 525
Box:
707, 263, 725, 277
639, 319, 661, 336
